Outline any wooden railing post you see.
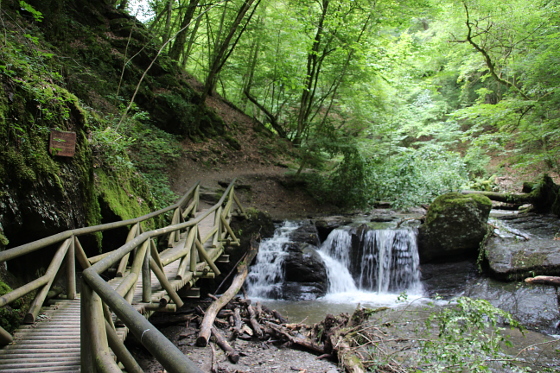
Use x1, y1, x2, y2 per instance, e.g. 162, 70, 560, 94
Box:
0, 326, 13, 346
190, 226, 199, 272
167, 208, 181, 247
117, 223, 140, 277
24, 238, 71, 323
67, 235, 76, 300
142, 239, 152, 303
81, 282, 96, 373
212, 207, 222, 248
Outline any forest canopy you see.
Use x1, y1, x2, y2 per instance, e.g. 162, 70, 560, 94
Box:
83, 0, 560, 207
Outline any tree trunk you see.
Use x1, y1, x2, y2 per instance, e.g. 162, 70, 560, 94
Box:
202, 0, 261, 99
244, 89, 287, 138
168, 0, 200, 61
294, 0, 329, 146
461, 190, 533, 204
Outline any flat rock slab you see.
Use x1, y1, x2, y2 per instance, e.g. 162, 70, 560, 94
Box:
486, 212, 560, 280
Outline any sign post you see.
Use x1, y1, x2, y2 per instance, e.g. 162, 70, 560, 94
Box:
49, 130, 76, 157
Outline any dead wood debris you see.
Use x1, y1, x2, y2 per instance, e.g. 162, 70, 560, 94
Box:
175, 298, 407, 373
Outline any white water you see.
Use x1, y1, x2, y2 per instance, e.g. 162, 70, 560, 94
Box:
318, 229, 357, 293
318, 227, 423, 304
247, 222, 423, 308
246, 222, 300, 299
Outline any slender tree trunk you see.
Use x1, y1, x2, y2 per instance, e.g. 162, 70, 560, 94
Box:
240, 31, 261, 109
202, 0, 261, 99
244, 89, 287, 138
294, 0, 329, 146
169, 0, 200, 61
163, 0, 173, 46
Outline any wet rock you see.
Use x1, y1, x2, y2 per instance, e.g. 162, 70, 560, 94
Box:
282, 243, 328, 300
418, 192, 492, 263
465, 277, 560, 334
485, 213, 560, 280
291, 220, 321, 246
314, 216, 352, 242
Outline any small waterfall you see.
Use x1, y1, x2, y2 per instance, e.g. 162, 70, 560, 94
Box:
317, 230, 357, 293
247, 222, 423, 302
320, 227, 422, 295
246, 222, 300, 299
357, 229, 421, 293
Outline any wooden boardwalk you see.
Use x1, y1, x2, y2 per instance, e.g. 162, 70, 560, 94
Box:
0, 299, 81, 372
0, 208, 227, 372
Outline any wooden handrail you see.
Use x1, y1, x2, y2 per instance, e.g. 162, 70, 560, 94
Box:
80, 179, 242, 372
0, 179, 245, 372
0, 182, 201, 263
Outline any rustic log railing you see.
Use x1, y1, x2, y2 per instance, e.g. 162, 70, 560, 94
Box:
0, 180, 247, 372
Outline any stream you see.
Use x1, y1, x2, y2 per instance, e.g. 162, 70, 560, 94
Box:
246, 213, 560, 333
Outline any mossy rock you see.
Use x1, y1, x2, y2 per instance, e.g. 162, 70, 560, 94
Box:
0, 281, 25, 333
418, 192, 492, 263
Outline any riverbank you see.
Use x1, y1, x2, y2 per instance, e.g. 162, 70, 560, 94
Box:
132, 295, 560, 373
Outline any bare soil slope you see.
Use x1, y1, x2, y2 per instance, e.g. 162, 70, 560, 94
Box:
169, 87, 341, 220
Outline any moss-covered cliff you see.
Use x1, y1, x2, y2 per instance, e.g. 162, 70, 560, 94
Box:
0, 0, 226, 267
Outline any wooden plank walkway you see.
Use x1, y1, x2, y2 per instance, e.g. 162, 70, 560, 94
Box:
0, 210, 222, 372
0, 299, 81, 372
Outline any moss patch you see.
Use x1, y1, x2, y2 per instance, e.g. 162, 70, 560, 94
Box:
424, 192, 492, 226
0, 281, 27, 333
95, 169, 152, 219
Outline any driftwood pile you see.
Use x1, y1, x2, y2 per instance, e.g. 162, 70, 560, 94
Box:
168, 297, 370, 373
150, 237, 378, 372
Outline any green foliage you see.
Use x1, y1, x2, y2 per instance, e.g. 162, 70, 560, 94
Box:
418, 297, 527, 373
129, 122, 182, 207
368, 145, 469, 209
19, 1, 43, 22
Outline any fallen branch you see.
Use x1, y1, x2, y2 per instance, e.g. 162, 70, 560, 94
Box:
247, 303, 264, 338
461, 190, 532, 204
265, 321, 325, 354
197, 238, 259, 347
524, 275, 560, 286
211, 326, 240, 363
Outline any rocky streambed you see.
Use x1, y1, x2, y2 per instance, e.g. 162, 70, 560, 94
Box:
133, 201, 560, 372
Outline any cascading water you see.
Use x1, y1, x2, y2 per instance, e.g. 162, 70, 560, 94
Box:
317, 229, 357, 293
318, 227, 422, 296
358, 228, 421, 294
246, 221, 300, 299
248, 222, 423, 302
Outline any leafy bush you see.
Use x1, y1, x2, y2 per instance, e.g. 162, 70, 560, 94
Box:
369, 145, 469, 209
299, 143, 470, 210
418, 297, 528, 373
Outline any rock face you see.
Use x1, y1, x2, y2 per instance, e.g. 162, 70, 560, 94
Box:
282, 242, 328, 300
280, 222, 327, 300
418, 193, 492, 263
484, 213, 560, 280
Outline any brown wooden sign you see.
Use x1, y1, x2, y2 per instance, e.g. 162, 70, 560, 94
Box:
49, 130, 76, 157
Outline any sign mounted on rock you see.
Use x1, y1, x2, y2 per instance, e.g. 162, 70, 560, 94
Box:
49, 130, 76, 157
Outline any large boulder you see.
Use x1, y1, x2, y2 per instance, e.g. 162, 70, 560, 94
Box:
418, 193, 492, 262
282, 242, 328, 300
484, 213, 560, 280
